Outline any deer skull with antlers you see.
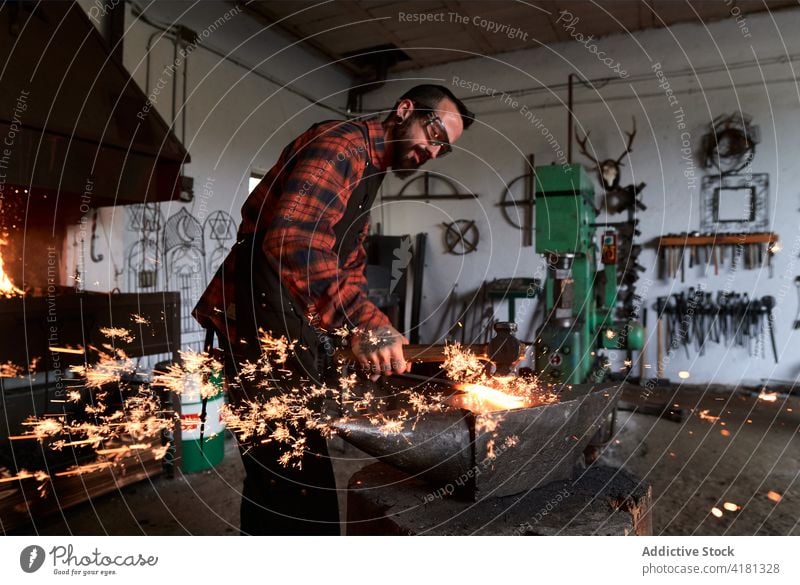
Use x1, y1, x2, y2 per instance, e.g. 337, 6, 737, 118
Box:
575, 117, 637, 191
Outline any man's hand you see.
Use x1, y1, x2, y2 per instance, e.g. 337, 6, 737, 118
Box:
350, 325, 409, 380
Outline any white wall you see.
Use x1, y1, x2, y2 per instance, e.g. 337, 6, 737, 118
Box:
70, 2, 800, 384
361, 8, 800, 386
70, 1, 352, 348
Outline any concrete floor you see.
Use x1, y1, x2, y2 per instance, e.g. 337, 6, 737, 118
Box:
604, 384, 800, 535
8, 384, 799, 536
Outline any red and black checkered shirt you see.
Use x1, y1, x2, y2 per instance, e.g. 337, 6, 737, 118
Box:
193, 117, 392, 344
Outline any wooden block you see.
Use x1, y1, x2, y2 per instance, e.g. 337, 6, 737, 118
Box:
0, 441, 163, 533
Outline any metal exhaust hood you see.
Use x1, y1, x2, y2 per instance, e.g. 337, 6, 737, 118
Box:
0, 0, 190, 214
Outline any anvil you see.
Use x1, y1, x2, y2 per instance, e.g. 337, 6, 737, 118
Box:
334, 382, 625, 500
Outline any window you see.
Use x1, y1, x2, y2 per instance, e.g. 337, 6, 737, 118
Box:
249, 171, 264, 194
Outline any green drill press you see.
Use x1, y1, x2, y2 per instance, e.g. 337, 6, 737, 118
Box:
533, 164, 643, 384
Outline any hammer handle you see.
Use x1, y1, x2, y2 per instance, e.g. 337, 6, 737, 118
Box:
337, 343, 489, 363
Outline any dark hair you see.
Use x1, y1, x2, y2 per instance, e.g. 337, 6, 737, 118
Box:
387, 84, 475, 129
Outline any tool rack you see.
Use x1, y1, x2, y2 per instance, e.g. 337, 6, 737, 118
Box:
656, 232, 778, 281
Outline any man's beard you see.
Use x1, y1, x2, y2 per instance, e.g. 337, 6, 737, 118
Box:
389, 120, 422, 179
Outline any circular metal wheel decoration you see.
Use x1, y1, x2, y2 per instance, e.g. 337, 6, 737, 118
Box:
499, 155, 536, 247
499, 173, 534, 231
701, 112, 759, 175
442, 219, 479, 255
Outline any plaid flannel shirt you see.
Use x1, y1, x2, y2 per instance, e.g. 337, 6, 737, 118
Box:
193, 117, 391, 344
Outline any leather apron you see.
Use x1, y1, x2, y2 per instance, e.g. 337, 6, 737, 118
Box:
229, 123, 384, 535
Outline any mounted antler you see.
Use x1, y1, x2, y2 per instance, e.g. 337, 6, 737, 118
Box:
575, 117, 638, 191
615, 117, 637, 165
575, 129, 599, 166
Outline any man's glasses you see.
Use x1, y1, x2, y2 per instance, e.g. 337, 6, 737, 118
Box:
415, 104, 452, 157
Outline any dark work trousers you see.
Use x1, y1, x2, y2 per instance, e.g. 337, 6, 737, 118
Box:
224, 133, 384, 535
224, 239, 340, 536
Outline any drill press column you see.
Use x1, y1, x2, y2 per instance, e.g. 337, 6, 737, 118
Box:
533, 164, 642, 384
534, 165, 600, 384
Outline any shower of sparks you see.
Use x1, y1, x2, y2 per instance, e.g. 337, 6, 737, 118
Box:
70, 345, 134, 389
333, 327, 351, 338
766, 490, 782, 502
239, 338, 545, 463
3, 322, 180, 490
0, 361, 22, 377
19, 417, 64, 440
152, 348, 223, 400
55, 462, 114, 477
131, 314, 150, 325
6, 326, 551, 481
99, 327, 135, 343
0, 238, 24, 298
697, 409, 721, 423
231, 338, 554, 465
442, 342, 486, 381
256, 329, 295, 364
11, 383, 172, 449
0, 469, 50, 484
443, 342, 555, 413
49, 346, 85, 355
453, 384, 528, 412
757, 390, 778, 402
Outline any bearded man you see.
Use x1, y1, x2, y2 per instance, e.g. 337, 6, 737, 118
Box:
194, 84, 474, 535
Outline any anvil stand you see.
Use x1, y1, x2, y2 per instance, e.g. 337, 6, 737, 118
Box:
345, 463, 651, 535
338, 331, 653, 535
340, 378, 653, 535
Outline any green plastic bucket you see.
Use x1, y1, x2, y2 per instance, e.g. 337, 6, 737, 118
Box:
179, 370, 226, 473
